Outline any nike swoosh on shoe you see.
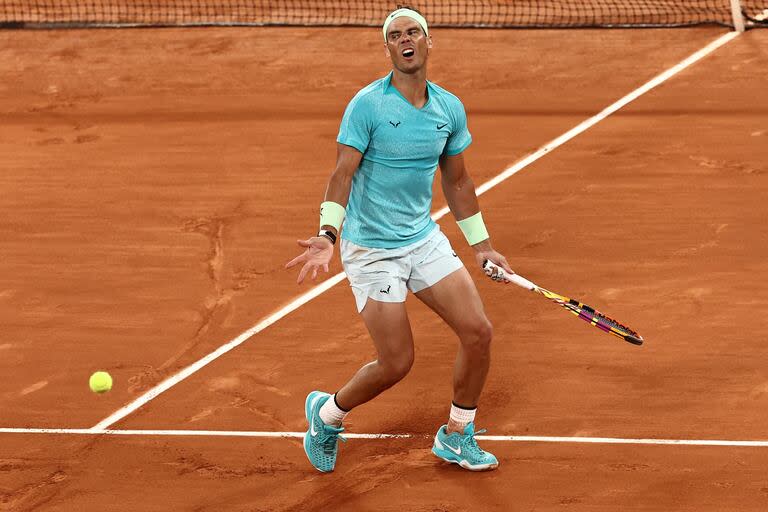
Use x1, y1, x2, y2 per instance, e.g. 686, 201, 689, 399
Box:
445, 443, 462, 455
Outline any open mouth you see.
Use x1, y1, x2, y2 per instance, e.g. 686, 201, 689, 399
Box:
402, 48, 415, 58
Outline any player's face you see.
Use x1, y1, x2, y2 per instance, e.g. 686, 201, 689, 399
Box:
384, 17, 432, 74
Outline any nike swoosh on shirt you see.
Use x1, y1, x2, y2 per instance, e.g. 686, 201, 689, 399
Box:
437, 123, 448, 130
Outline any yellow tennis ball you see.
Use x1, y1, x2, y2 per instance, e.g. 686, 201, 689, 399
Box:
89, 371, 113, 394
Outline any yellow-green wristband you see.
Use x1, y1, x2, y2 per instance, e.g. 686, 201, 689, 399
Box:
457, 212, 490, 246
320, 201, 346, 231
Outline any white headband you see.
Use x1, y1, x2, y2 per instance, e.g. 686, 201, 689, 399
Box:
382, 8, 429, 41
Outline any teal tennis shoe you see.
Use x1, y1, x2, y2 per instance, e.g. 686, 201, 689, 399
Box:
431, 422, 499, 471
303, 391, 346, 472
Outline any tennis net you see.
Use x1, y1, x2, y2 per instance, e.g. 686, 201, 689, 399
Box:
1, 1, 767, 29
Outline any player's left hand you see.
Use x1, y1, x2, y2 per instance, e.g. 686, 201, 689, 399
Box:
473, 246, 514, 284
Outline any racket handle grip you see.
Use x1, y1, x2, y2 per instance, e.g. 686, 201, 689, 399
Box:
506, 273, 537, 291
482, 260, 537, 290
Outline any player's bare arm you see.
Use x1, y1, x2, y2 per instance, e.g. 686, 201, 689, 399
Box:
439, 152, 513, 281
285, 143, 362, 284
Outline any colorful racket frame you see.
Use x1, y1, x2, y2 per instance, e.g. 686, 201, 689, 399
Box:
537, 287, 643, 345
483, 260, 643, 346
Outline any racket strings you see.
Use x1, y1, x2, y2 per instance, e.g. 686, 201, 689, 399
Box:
568, 300, 636, 335
554, 297, 638, 337
592, 311, 638, 337
539, 288, 643, 344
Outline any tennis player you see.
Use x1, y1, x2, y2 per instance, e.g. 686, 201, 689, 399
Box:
285, 6, 514, 472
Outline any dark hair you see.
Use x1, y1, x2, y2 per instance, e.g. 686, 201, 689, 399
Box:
395, 4, 423, 15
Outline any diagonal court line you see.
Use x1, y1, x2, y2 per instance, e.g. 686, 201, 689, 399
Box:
92, 30, 739, 432
91, 273, 347, 430
3, 428, 768, 447
432, 30, 739, 218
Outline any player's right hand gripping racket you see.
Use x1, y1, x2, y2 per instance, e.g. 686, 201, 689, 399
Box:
483, 260, 643, 346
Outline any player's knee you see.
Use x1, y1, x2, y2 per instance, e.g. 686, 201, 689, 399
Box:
461, 318, 493, 353
380, 352, 414, 385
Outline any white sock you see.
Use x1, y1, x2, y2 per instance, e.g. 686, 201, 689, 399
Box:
448, 402, 476, 431
318, 394, 349, 427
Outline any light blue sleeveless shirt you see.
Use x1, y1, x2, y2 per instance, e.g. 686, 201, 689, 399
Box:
337, 72, 472, 249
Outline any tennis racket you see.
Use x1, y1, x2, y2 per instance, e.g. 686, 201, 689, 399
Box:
483, 260, 643, 346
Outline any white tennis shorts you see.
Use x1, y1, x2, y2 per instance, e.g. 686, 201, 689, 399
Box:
340, 225, 464, 313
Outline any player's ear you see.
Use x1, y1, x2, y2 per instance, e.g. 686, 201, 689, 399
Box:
427, 35, 433, 50
384, 42, 391, 58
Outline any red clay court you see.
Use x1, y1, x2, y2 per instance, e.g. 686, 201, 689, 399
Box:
1, 1, 768, 510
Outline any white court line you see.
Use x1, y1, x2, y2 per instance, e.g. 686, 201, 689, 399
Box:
91, 272, 346, 430
0, 428, 406, 439
2, 428, 768, 447
92, 30, 739, 432
433, 31, 739, 216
